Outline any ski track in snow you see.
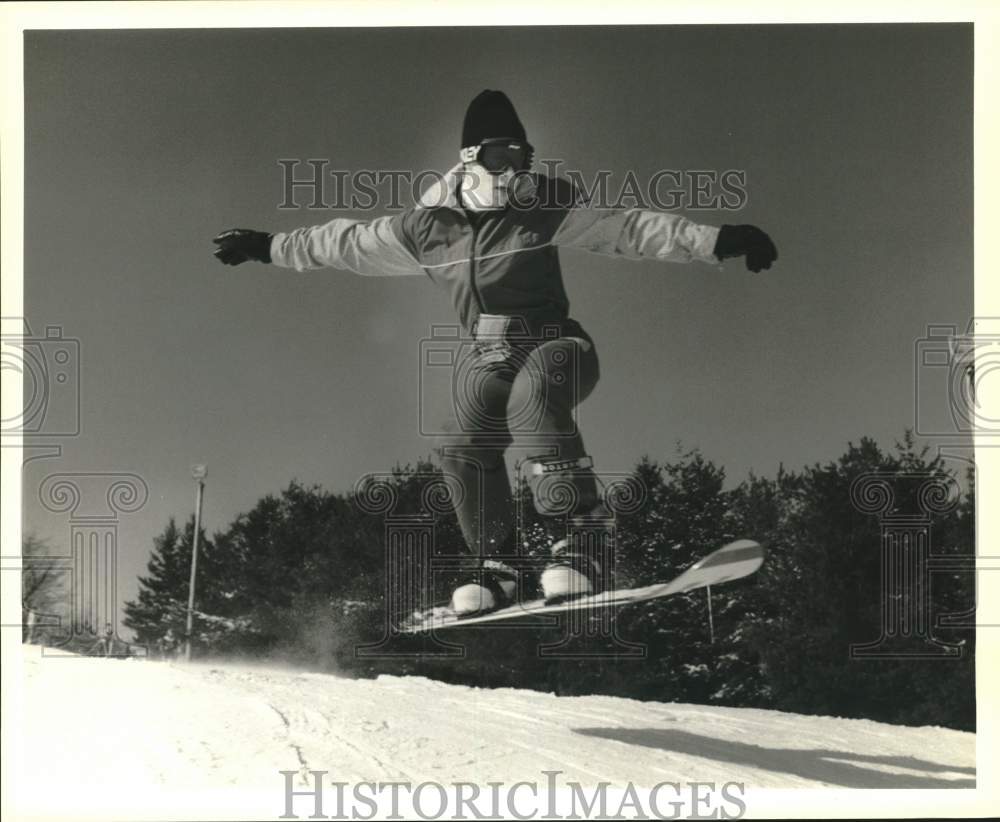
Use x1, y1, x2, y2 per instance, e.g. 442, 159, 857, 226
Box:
18, 646, 975, 791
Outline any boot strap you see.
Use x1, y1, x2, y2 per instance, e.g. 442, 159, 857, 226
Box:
477, 560, 518, 607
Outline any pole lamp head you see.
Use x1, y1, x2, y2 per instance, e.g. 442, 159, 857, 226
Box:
191, 464, 208, 481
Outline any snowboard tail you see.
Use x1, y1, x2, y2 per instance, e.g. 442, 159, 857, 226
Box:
400, 538, 764, 633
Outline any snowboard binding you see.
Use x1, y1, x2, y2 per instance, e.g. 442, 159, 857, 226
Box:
450, 559, 520, 617
540, 539, 603, 605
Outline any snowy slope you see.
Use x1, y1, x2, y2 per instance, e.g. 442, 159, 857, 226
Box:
14, 646, 974, 787
7, 644, 977, 819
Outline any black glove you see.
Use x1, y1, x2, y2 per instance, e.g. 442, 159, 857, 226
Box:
212, 229, 273, 265
713, 224, 778, 273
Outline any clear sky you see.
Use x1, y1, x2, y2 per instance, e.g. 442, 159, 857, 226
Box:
21, 24, 972, 617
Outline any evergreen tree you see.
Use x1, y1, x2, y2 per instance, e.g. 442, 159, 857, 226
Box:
749, 435, 975, 729
124, 518, 192, 649
123, 516, 218, 653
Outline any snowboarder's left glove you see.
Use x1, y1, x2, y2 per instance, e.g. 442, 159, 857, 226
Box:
213, 229, 273, 265
713, 225, 778, 273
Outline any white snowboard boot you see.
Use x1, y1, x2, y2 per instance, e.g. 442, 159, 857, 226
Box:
540, 539, 602, 604
451, 559, 520, 616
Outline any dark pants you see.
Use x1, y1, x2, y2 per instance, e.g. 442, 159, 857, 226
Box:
437, 333, 601, 557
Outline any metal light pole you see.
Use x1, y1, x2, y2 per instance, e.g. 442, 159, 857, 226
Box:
185, 464, 207, 662
949, 332, 976, 413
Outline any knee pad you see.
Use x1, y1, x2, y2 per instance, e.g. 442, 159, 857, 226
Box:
528, 455, 600, 516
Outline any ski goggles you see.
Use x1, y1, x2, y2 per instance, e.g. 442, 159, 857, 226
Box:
459, 138, 534, 173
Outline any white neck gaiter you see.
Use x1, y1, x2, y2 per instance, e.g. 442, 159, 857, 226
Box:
459, 164, 536, 212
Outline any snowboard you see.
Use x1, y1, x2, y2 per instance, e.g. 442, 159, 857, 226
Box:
400, 538, 764, 633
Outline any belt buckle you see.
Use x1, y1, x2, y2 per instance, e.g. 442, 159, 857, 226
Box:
474, 314, 514, 339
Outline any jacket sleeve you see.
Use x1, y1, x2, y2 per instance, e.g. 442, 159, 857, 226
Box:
551, 206, 720, 265
269, 214, 424, 276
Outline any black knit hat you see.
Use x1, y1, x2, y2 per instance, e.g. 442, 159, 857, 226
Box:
461, 90, 527, 148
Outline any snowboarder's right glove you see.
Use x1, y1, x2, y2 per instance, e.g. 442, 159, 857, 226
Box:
713, 224, 778, 273
213, 229, 273, 265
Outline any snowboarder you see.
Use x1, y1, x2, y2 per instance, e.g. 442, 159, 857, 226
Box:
213, 90, 777, 617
